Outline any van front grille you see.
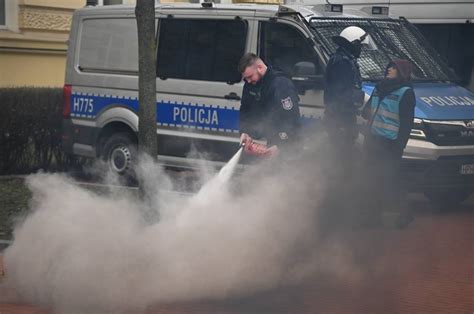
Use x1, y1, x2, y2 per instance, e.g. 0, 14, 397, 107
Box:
424, 120, 474, 146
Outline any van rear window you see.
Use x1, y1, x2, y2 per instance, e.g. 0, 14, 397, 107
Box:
79, 18, 138, 74
157, 19, 247, 83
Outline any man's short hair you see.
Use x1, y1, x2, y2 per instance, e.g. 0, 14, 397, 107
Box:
238, 53, 260, 73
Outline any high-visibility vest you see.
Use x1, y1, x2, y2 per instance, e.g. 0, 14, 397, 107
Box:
370, 86, 411, 140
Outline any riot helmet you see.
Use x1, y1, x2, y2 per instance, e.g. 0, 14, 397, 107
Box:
332, 26, 375, 57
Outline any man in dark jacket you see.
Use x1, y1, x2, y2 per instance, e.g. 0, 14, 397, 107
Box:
238, 53, 301, 158
362, 59, 416, 228
324, 26, 369, 147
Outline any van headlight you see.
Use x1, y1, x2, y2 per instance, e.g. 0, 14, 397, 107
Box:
410, 118, 426, 139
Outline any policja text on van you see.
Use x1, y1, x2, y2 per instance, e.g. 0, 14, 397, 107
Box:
172, 107, 219, 126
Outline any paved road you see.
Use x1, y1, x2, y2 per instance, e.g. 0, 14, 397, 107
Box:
1, 194, 473, 314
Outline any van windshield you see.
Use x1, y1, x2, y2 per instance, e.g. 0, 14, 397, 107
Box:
309, 17, 457, 82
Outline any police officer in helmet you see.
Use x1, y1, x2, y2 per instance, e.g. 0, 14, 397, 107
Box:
319, 27, 372, 228
238, 53, 301, 159
324, 26, 371, 148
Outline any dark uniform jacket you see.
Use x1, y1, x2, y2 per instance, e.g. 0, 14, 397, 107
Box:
324, 47, 364, 116
239, 67, 301, 149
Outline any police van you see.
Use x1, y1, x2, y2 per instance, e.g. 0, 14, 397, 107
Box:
62, 3, 474, 205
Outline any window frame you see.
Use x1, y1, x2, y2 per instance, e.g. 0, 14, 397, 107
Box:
156, 17, 249, 84
0, 0, 5, 27
97, 0, 125, 5
77, 17, 140, 75
0, 0, 18, 31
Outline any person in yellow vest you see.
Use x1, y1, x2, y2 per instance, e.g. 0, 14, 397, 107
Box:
362, 59, 416, 228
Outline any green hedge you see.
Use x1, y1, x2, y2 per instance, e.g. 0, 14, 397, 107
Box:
0, 87, 81, 175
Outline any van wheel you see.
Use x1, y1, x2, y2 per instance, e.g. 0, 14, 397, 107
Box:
424, 188, 472, 210
102, 133, 137, 178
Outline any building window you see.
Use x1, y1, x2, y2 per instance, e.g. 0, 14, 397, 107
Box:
104, 0, 123, 4
157, 19, 247, 83
0, 0, 6, 26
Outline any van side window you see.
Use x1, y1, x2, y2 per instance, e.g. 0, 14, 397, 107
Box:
157, 19, 247, 83
79, 18, 138, 73
259, 22, 321, 78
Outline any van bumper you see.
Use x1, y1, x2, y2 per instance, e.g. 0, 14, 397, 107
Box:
61, 119, 74, 154
61, 119, 98, 158
402, 139, 474, 190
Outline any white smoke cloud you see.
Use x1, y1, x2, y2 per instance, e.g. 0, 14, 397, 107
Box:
0, 148, 361, 313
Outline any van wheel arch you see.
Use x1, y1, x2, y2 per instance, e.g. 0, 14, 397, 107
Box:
98, 122, 138, 178
97, 122, 137, 157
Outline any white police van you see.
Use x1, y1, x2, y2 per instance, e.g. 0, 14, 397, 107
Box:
62, 3, 474, 205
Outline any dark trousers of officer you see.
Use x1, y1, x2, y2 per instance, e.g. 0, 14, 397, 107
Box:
361, 136, 407, 225
324, 112, 358, 181
317, 112, 360, 232
324, 112, 358, 146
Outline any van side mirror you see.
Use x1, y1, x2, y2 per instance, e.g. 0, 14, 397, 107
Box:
292, 61, 324, 93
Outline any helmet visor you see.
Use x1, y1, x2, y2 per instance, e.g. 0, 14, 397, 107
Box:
359, 32, 377, 50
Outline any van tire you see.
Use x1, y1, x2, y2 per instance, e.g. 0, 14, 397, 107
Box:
424, 188, 472, 210
101, 132, 137, 178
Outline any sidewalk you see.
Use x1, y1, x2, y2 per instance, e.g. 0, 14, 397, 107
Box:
1, 195, 473, 314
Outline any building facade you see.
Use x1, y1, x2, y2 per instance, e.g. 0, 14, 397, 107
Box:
0, 0, 85, 87
0, 0, 281, 88
0, 1, 162, 87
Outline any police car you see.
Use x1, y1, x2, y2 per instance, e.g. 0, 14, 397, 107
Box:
62, 3, 474, 205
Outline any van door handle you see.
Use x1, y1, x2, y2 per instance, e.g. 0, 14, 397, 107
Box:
224, 92, 241, 101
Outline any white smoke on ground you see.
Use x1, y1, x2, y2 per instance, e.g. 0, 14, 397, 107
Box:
0, 148, 361, 313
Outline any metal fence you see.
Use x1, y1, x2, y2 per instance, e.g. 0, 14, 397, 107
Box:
309, 17, 457, 81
